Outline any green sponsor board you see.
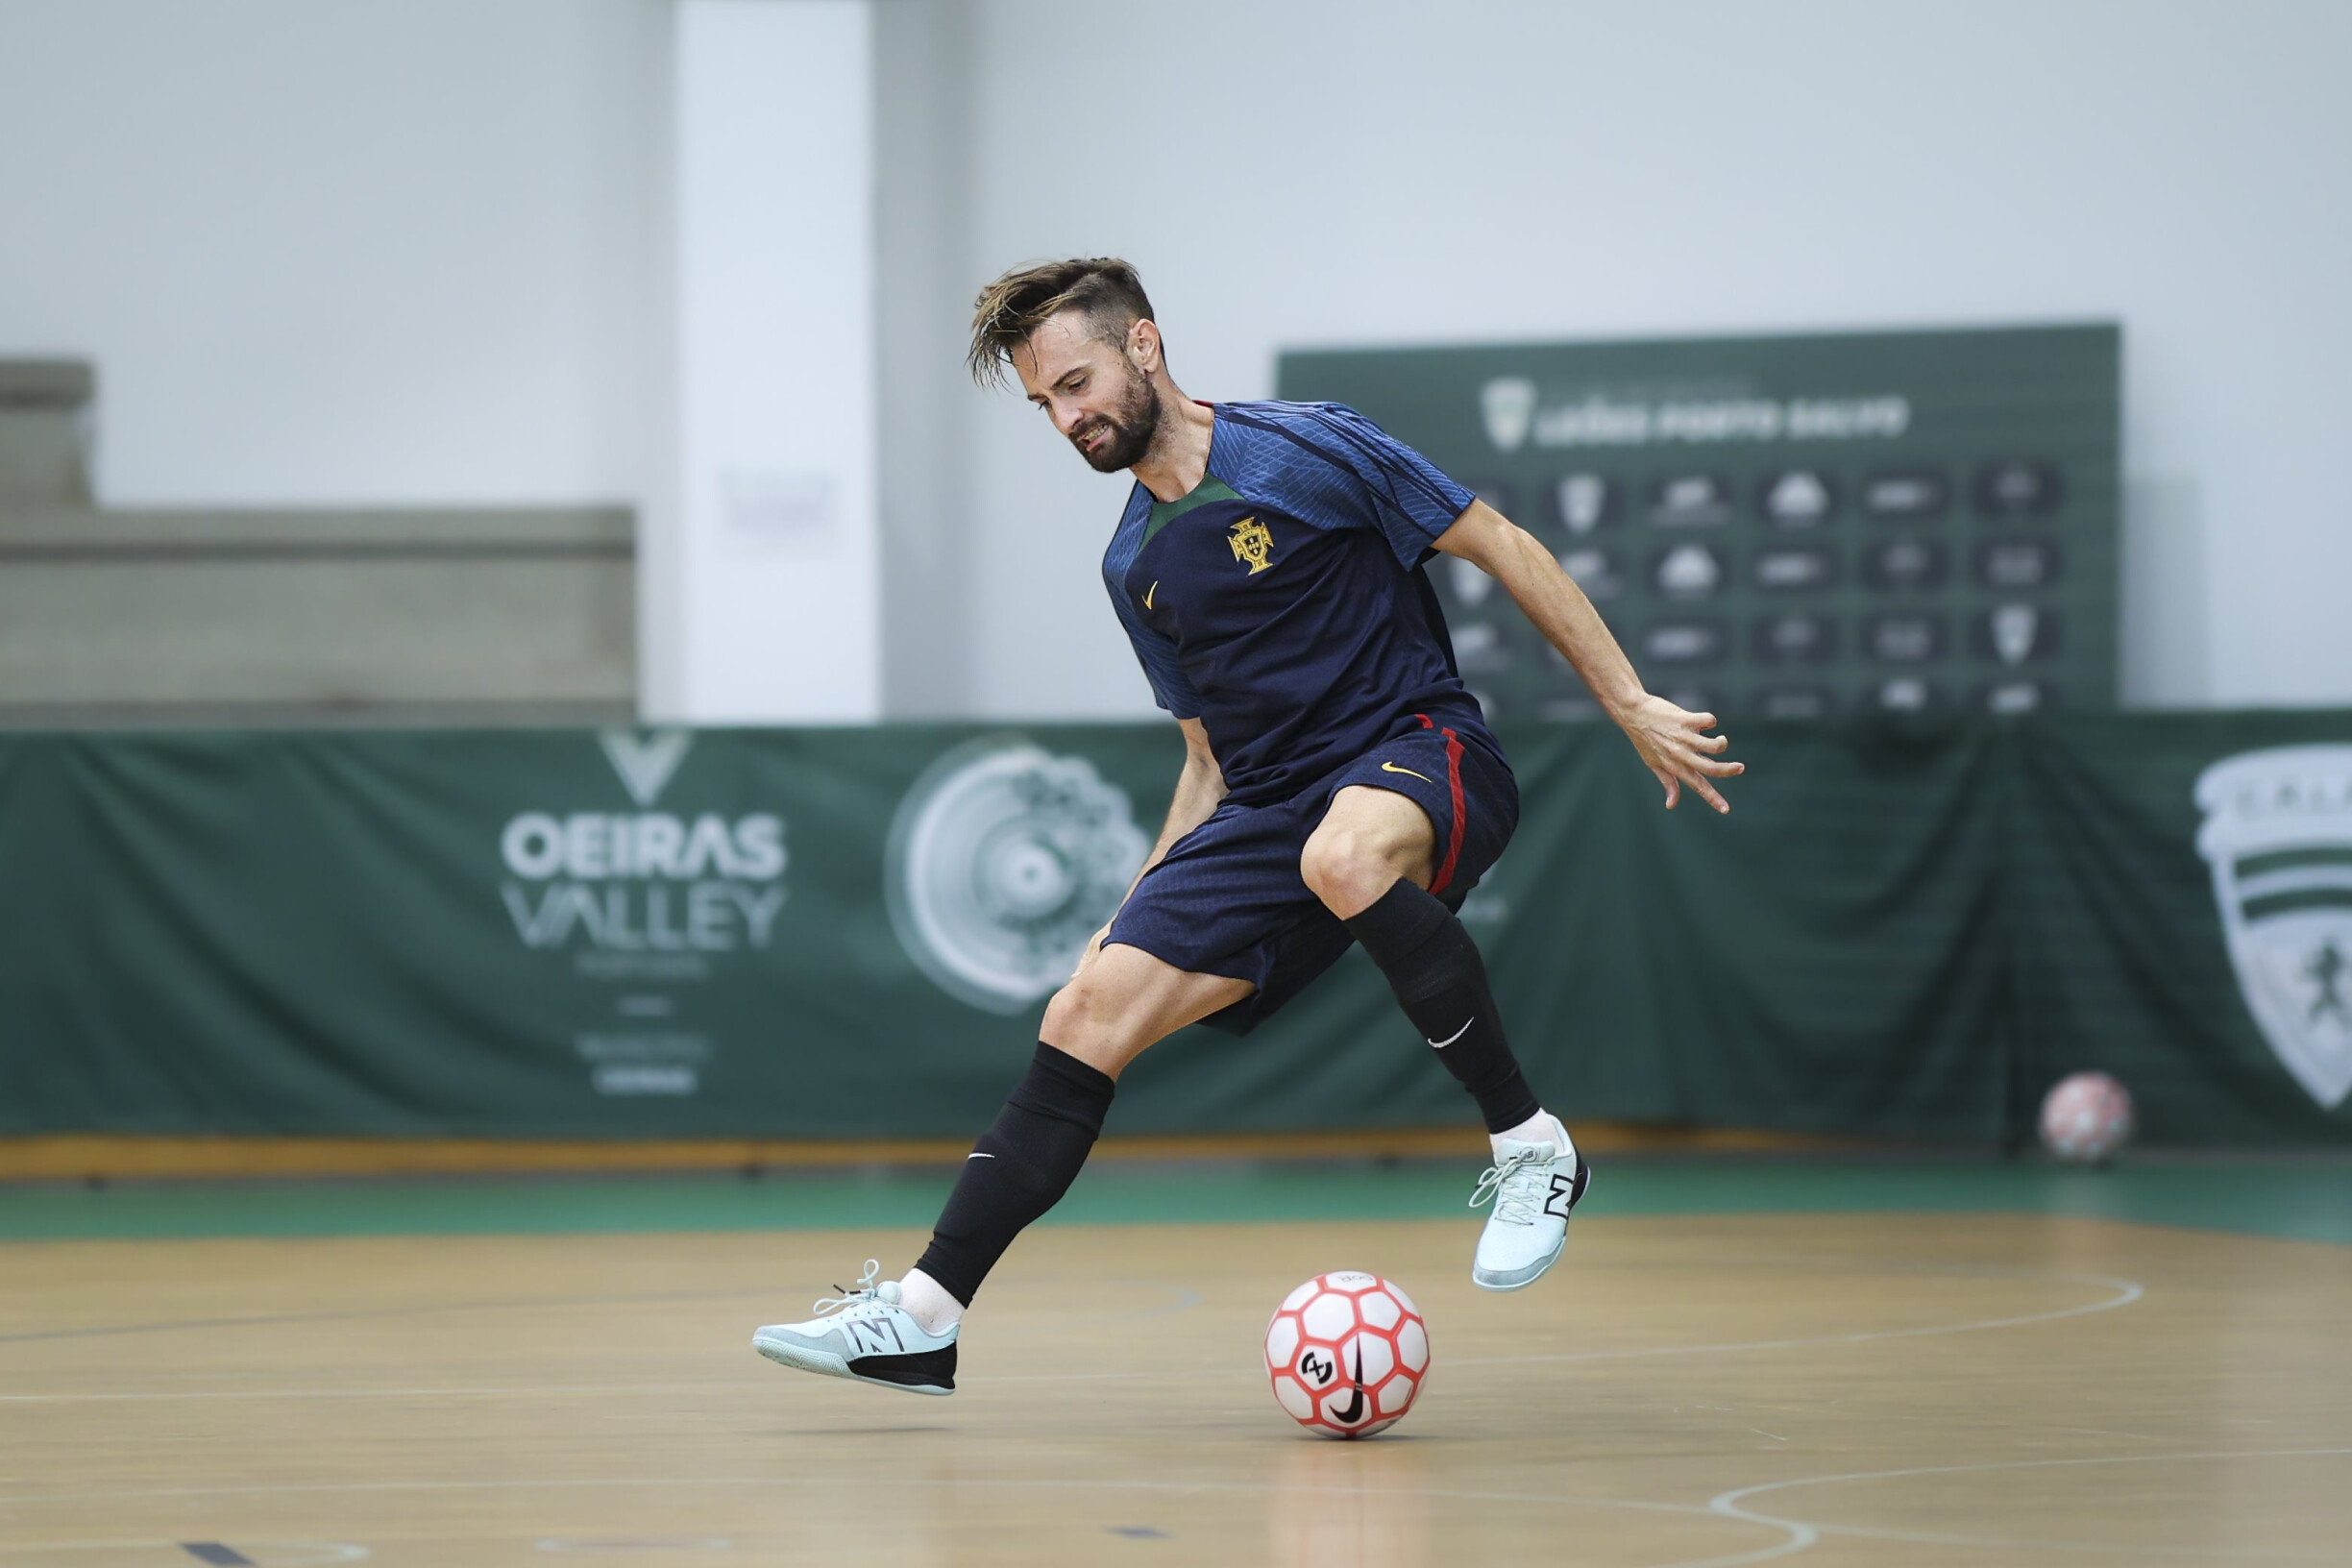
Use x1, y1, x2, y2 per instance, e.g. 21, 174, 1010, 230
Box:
0, 716, 2346, 1147
1277, 326, 2119, 722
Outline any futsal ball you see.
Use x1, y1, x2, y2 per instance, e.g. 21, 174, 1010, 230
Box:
1263, 1271, 1428, 1438
2040, 1070, 2135, 1164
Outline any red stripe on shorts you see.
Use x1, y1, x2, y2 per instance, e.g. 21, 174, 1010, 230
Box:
1413, 713, 1469, 896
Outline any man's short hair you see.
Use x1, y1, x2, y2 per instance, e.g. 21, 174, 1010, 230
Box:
968, 257, 1156, 388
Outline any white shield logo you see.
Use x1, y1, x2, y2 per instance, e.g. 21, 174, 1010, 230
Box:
1479, 378, 1537, 453
1991, 603, 2038, 666
1558, 474, 1609, 532
885, 739, 1149, 1013
2194, 746, 2352, 1107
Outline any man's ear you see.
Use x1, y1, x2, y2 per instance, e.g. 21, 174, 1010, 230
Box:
1128, 317, 1162, 374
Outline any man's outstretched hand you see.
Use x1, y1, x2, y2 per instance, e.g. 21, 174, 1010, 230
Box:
1619, 694, 1744, 814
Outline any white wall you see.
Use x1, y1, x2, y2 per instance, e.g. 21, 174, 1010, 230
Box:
0, 0, 663, 506
4, 0, 2345, 713
951, 0, 2352, 714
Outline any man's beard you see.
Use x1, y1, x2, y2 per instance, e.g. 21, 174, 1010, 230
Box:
1068, 369, 1162, 473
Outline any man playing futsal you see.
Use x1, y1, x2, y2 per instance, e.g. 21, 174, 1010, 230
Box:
754, 258, 1741, 1395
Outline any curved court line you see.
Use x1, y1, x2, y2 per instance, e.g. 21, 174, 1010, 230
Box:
1710, 1449, 2352, 1563
1446, 1267, 2144, 1369
1652, 1522, 1818, 1568
0, 1472, 1802, 1568
960, 1262, 2144, 1387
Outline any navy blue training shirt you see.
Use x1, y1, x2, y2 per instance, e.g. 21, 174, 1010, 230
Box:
1102, 400, 1493, 806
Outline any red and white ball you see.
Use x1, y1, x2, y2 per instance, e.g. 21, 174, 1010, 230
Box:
2040, 1070, 2135, 1164
1263, 1271, 1428, 1438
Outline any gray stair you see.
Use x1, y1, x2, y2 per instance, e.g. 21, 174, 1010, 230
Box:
0, 359, 636, 723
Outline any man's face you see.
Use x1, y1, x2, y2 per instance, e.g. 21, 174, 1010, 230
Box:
1014, 312, 1161, 473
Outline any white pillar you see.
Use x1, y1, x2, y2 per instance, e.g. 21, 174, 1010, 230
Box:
655, 0, 878, 723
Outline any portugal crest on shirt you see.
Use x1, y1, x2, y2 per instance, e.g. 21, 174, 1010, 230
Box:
1229, 515, 1275, 575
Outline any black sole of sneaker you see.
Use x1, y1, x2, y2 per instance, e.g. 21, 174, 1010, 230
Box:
753, 1335, 956, 1396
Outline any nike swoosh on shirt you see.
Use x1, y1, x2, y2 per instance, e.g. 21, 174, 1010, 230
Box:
1426, 1017, 1474, 1048
1143, 581, 1158, 609
1380, 761, 1433, 783
968, 1152, 995, 1161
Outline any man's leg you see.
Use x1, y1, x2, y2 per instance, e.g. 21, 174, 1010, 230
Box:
899, 943, 1252, 1327
1300, 785, 1588, 1289
754, 943, 1248, 1393
1300, 786, 1545, 1136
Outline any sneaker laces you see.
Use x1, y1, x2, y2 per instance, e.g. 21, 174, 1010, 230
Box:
811, 1259, 885, 1316
1469, 1148, 1550, 1226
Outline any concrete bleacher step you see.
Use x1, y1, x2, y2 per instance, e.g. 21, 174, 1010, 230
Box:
0, 358, 635, 723
0, 504, 636, 721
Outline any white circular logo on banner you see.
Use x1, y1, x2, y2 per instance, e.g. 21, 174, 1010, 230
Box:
886, 739, 1150, 1013
2196, 745, 2352, 1108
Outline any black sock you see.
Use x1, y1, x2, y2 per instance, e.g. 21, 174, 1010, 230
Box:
914, 1042, 1115, 1307
1344, 878, 1542, 1136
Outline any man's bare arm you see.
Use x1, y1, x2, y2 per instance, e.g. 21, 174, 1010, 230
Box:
1139, 717, 1227, 875
1083, 717, 1226, 961
1433, 498, 1745, 814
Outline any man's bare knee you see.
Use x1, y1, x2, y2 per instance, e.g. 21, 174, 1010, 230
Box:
1041, 956, 1167, 1078
1041, 973, 1116, 1052
1302, 824, 1409, 917
1299, 827, 1362, 904
1042, 943, 1259, 1079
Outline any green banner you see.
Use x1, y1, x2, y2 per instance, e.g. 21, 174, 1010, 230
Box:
0, 718, 2346, 1145
2011, 717, 2352, 1140
1278, 326, 2119, 723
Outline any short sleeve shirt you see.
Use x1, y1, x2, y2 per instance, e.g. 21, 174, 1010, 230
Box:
1101, 401, 1489, 804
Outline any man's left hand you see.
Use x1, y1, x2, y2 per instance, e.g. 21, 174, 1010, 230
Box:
1619, 695, 1743, 814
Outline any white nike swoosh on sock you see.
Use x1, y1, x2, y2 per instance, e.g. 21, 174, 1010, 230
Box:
1426, 1017, 1475, 1049
967, 1152, 995, 1160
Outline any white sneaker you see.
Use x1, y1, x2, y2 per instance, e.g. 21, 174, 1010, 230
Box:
1469, 1128, 1591, 1290
751, 1261, 959, 1395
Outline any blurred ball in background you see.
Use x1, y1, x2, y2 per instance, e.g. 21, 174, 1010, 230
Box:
2040, 1071, 2136, 1164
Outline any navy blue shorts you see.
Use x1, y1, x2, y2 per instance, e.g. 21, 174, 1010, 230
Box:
1106, 712, 1519, 1036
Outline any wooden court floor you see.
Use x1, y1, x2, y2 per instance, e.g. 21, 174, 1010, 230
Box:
5, 1196, 2351, 1565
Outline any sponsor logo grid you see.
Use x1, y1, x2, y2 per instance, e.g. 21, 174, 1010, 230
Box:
1284, 329, 2118, 722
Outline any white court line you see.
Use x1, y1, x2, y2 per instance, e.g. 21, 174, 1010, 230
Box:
0, 1380, 746, 1405
0, 1544, 366, 1564
0, 1279, 1197, 1348
0, 1373, 1213, 1405
0, 1264, 2250, 1567
0, 1268, 2147, 1404
0, 1473, 1804, 1568
1709, 1449, 2352, 1563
